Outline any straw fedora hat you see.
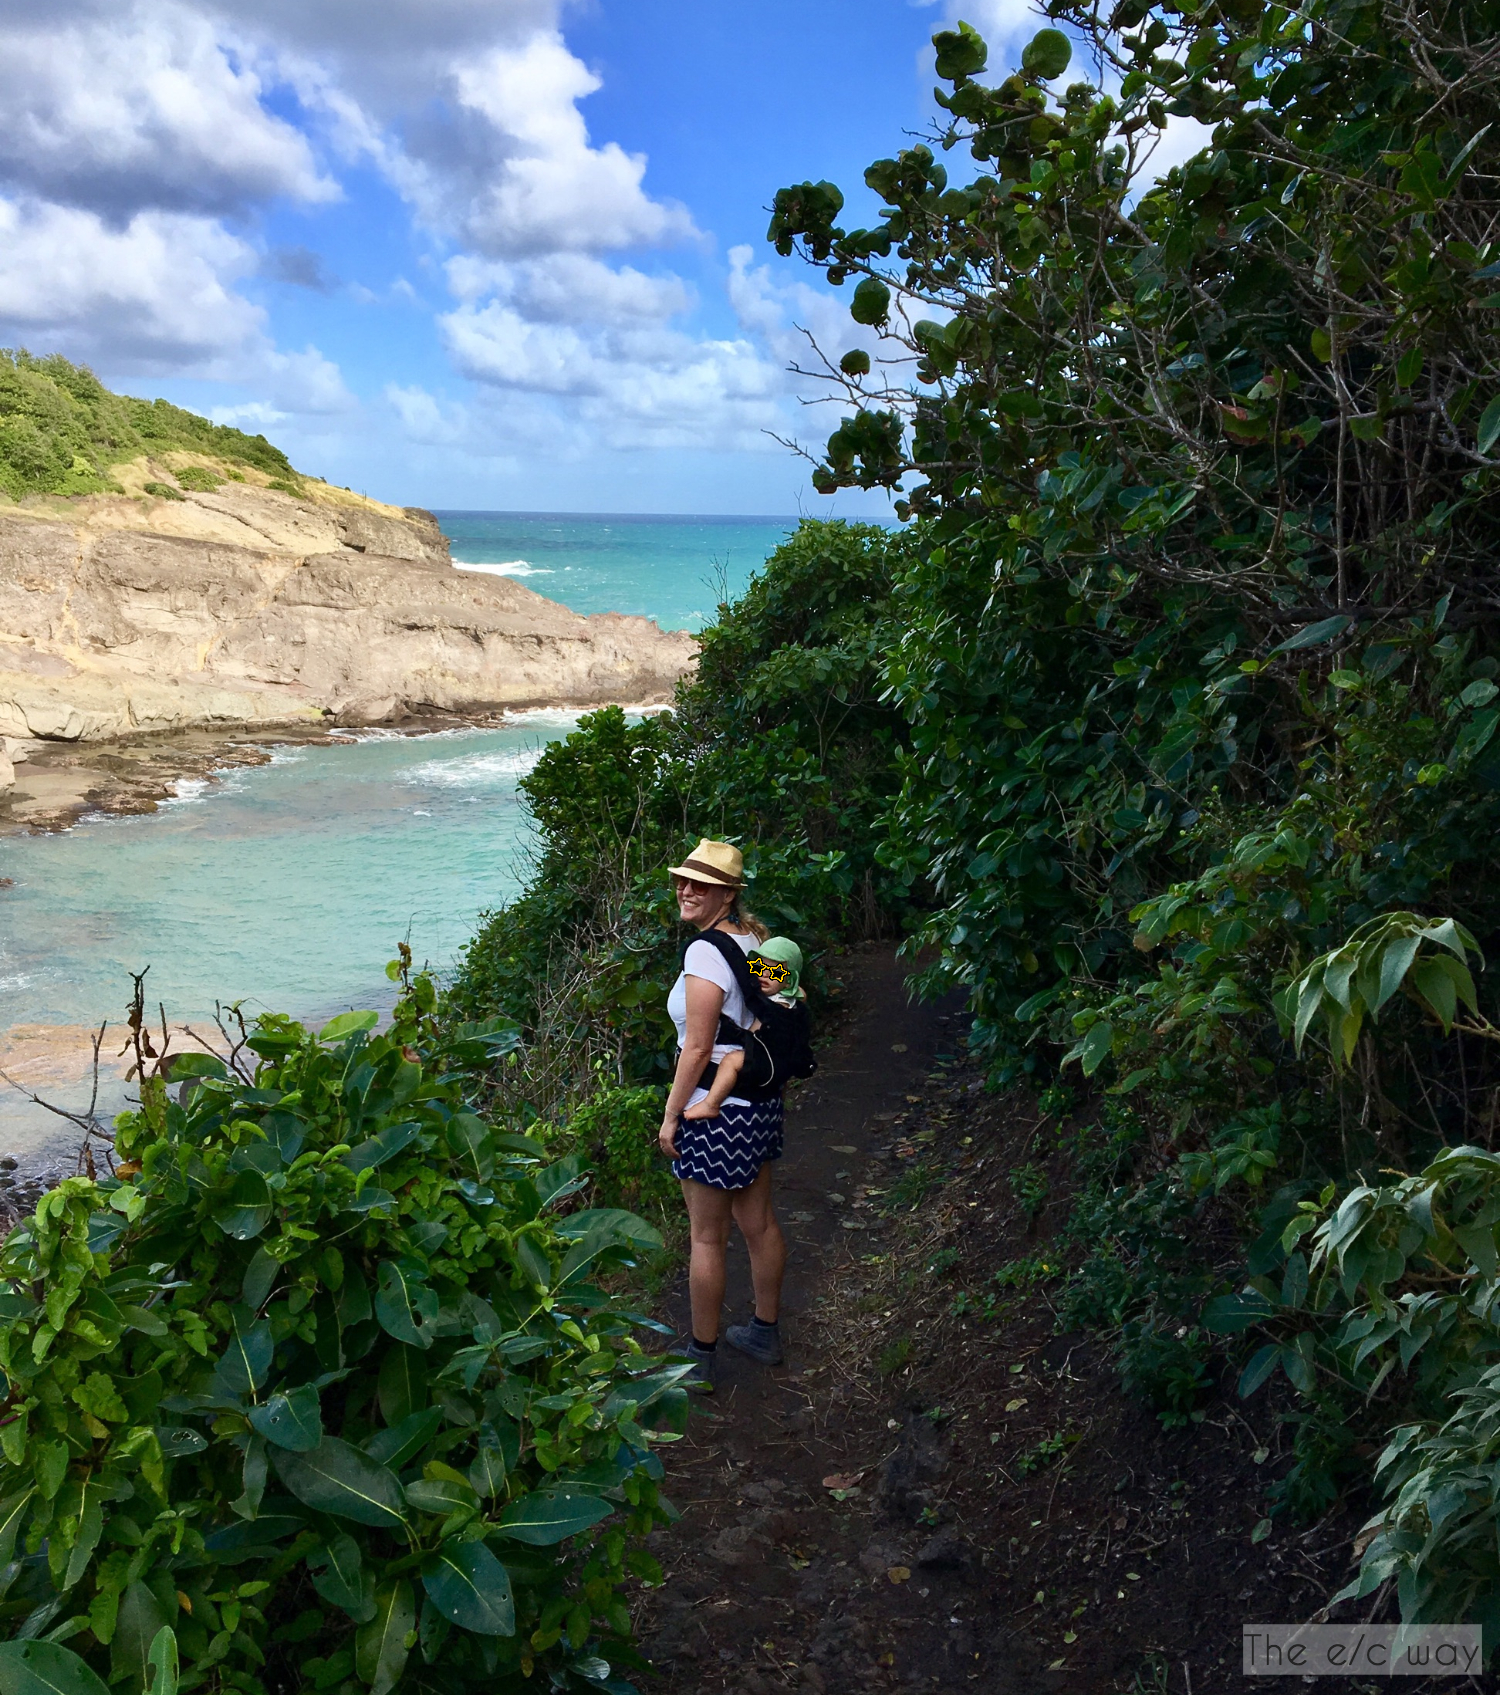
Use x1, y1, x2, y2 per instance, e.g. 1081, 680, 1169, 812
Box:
667, 838, 743, 888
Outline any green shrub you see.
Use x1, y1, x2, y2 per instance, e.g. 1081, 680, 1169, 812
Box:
141, 481, 185, 501
0, 968, 683, 1694
1118, 1321, 1212, 1429
561, 1085, 677, 1222
175, 467, 224, 493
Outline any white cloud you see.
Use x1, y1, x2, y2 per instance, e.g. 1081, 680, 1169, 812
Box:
0, 2, 334, 217
0, 198, 261, 366
262, 346, 356, 413
0, 198, 353, 411
385, 383, 471, 445
446, 254, 693, 324
380, 34, 695, 258
443, 300, 784, 445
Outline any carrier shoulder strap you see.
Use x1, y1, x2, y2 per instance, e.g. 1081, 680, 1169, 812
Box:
683, 926, 767, 1010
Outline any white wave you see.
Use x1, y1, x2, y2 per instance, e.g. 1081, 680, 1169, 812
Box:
453, 559, 552, 578
402, 747, 548, 788
158, 776, 213, 807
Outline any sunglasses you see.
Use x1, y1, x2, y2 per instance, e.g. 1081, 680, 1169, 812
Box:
749, 955, 792, 986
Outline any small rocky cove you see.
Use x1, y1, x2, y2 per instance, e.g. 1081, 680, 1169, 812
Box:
0, 462, 696, 825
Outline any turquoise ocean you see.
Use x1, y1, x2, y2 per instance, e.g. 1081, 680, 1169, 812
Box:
0, 514, 798, 1134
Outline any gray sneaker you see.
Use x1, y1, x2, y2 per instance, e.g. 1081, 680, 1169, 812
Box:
681, 1340, 718, 1394
725, 1319, 784, 1366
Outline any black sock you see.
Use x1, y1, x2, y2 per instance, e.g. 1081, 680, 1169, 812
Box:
751, 1314, 778, 1331
692, 1335, 717, 1352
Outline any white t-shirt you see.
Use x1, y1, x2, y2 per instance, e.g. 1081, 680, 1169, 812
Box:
667, 930, 757, 1108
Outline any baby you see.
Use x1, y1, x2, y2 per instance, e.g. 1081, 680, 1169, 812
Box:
682, 936, 804, 1120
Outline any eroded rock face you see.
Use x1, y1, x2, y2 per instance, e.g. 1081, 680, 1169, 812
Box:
0, 486, 697, 739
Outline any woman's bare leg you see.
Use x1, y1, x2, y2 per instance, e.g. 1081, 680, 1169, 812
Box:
730, 1163, 786, 1324
681, 1178, 734, 1342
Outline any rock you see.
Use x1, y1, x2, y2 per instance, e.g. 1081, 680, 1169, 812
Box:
878, 1417, 950, 1519
0, 751, 11, 792
0, 486, 698, 742
915, 1529, 970, 1570
705, 1515, 771, 1566
0, 1159, 16, 1171
741, 1480, 786, 1504
857, 1539, 906, 1579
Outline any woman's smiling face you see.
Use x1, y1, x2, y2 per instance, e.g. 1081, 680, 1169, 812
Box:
674, 875, 735, 928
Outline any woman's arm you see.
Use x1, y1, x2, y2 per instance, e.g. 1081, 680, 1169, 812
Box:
659, 973, 725, 1156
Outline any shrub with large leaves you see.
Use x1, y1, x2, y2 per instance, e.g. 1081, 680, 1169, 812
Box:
0, 975, 681, 1695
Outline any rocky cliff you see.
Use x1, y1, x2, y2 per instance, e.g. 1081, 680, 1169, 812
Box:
0, 470, 697, 762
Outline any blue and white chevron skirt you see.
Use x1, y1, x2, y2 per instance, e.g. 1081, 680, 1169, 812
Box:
672, 1097, 785, 1191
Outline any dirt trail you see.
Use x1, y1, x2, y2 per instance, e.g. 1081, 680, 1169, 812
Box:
638, 945, 997, 1695
633, 948, 1391, 1695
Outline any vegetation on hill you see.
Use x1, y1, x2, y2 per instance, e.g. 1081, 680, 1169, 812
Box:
0, 350, 297, 502
453, 0, 1500, 1651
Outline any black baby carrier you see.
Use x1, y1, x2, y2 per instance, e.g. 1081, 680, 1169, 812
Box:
685, 928, 816, 1101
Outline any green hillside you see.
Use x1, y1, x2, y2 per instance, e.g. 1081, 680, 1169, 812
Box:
0, 348, 297, 501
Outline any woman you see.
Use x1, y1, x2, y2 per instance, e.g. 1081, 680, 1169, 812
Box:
659, 838, 787, 1392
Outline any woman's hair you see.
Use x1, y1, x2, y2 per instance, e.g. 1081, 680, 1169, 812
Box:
728, 899, 769, 942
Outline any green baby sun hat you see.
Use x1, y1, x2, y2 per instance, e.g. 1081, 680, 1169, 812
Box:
755, 935, 804, 997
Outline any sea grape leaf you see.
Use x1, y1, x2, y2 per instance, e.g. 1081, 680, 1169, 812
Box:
168, 1054, 225, 1081
240, 1247, 278, 1312
247, 1383, 322, 1453
110, 1581, 169, 1691
534, 1157, 587, 1209
469, 1441, 506, 1499
445, 1115, 495, 1182
406, 1220, 449, 1258
320, 1010, 379, 1044
308, 1534, 376, 1624
335, 1265, 372, 1330
213, 1170, 273, 1241
153, 1427, 207, 1458
405, 1475, 479, 1518
259, 1112, 306, 1164
271, 1439, 407, 1530
377, 1345, 428, 1425
421, 1540, 515, 1636
203, 1517, 305, 1562
1021, 26, 1070, 79
553, 1209, 663, 1251
0, 1639, 113, 1695
144, 1628, 177, 1695
356, 1579, 415, 1695
495, 1489, 613, 1545
364, 1406, 443, 1470
344, 1121, 421, 1176
375, 1261, 439, 1350
212, 1307, 272, 1397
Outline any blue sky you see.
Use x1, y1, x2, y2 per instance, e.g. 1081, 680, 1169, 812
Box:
0, 1, 1198, 513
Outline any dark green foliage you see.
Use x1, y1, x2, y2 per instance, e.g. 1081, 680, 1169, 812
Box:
762, 0, 1500, 1638
448, 521, 916, 1104
0, 967, 678, 1693
0, 350, 296, 500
